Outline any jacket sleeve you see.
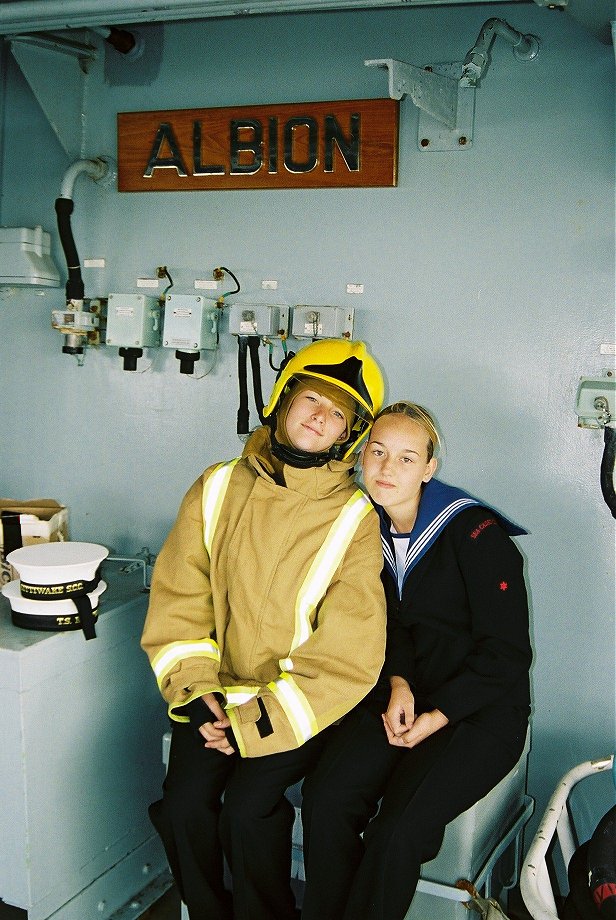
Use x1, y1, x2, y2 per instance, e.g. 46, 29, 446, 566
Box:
141, 472, 223, 721
427, 509, 532, 724
227, 509, 387, 757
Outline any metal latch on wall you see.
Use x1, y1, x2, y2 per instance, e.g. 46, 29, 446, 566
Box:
365, 18, 540, 152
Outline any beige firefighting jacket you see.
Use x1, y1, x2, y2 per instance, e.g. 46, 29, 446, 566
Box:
141, 426, 386, 758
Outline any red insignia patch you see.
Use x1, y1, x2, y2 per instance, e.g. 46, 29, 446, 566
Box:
500, 581, 508, 591
470, 518, 496, 539
593, 882, 616, 908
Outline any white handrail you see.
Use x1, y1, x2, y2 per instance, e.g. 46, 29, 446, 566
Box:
520, 755, 614, 920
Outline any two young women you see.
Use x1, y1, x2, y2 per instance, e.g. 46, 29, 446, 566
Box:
142, 338, 532, 920
301, 402, 532, 920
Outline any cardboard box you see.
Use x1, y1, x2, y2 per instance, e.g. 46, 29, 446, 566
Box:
0, 500, 69, 586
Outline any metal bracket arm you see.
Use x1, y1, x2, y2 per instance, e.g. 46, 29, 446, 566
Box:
365, 58, 458, 129
9, 31, 97, 67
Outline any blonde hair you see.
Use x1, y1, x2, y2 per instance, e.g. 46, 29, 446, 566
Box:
375, 402, 440, 461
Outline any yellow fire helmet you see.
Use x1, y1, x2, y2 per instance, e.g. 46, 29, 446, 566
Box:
263, 339, 385, 463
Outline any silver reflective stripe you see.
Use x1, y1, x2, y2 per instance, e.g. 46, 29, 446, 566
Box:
225, 685, 261, 707
268, 672, 318, 745
202, 458, 241, 555
291, 489, 372, 652
152, 638, 220, 689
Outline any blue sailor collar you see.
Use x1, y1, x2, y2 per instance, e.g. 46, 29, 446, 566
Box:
375, 478, 527, 591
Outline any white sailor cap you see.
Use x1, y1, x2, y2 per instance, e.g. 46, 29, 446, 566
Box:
6, 542, 108, 587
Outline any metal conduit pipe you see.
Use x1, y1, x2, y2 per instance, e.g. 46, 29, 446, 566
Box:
0, 0, 243, 32
461, 17, 540, 86
56, 158, 109, 301
90, 25, 145, 59
0, 0, 540, 34
59, 156, 108, 200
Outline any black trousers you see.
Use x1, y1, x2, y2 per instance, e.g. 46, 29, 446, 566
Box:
150, 721, 327, 920
301, 704, 528, 920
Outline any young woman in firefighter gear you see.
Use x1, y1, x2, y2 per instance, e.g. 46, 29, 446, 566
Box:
300, 402, 532, 920
141, 339, 387, 920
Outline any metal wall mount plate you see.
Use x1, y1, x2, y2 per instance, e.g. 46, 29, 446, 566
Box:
417, 62, 475, 151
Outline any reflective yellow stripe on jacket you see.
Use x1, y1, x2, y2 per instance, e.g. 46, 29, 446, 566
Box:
289, 488, 372, 654
152, 638, 220, 690
274, 488, 372, 745
267, 672, 318, 745
202, 457, 241, 554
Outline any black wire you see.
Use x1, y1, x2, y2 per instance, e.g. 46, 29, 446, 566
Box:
218, 266, 240, 296
248, 337, 265, 424
274, 350, 295, 381
269, 350, 283, 372
600, 426, 616, 519
160, 267, 174, 303
55, 198, 84, 300
237, 337, 250, 436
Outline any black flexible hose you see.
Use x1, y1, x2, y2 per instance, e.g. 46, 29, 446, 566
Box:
248, 337, 265, 424
55, 197, 84, 300
600, 426, 616, 519
237, 337, 249, 436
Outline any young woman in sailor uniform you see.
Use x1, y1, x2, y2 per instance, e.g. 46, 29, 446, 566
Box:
300, 401, 532, 920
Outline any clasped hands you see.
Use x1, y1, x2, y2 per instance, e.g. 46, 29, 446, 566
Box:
196, 679, 448, 756
382, 677, 449, 749
197, 692, 235, 756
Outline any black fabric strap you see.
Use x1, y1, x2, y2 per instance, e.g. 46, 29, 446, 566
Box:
1, 511, 23, 555
72, 594, 97, 640
255, 697, 274, 738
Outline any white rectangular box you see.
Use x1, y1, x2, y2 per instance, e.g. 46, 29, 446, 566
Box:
228, 303, 289, 337
106, 292, 161, 348
291, 305, 353, 339
0, 226, 60, 287
163, 294, 218, 351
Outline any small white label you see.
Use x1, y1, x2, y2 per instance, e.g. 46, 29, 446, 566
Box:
137, 278, 159, 288
600, 343, 616, 355
195, 279, 219, 290
115, 307, 134, 317
304, 322, 323, 336
84, 258, 105, 268
346, 283, 364, 294
261, 280, 278, 290
172, 308, 193, 317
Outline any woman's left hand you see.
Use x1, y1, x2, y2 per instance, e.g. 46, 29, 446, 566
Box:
382, 708, 449, 749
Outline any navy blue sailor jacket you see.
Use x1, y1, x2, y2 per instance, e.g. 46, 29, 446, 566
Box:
368, 478, 532, 743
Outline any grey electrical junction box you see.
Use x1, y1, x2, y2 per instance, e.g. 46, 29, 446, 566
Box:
163, 294, 218, 351
228, 303, 289, 337
291, 304, 354, 339
106, 293, 162, 348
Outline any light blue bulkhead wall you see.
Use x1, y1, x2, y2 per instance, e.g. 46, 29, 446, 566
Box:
0, 3, 613, 842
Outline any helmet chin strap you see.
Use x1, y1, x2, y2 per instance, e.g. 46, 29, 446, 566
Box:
270, 426, 342, 468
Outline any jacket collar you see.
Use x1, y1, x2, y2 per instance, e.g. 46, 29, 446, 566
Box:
375, 478, 527, 589
243, 426, 356, 500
